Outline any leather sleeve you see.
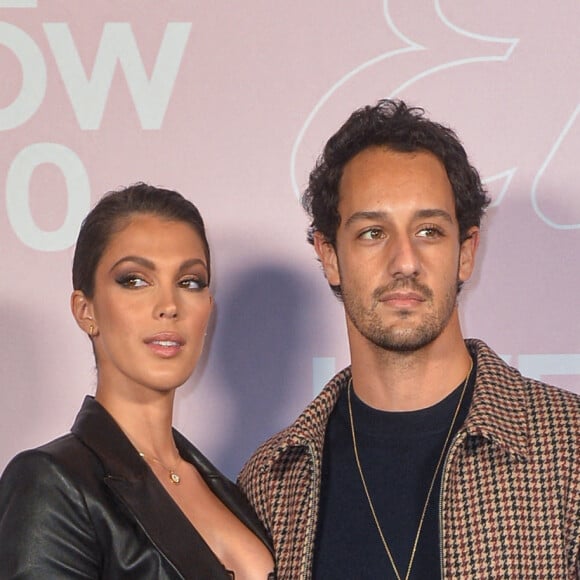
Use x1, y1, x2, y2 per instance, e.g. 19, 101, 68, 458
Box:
0, 450, 101, 579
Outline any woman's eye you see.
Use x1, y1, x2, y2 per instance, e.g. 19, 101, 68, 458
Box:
360, 228, 384, 240
116, 275, 148, 288
180, 277, 208, 290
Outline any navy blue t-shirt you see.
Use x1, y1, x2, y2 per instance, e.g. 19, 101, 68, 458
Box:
312, 361, 475, 579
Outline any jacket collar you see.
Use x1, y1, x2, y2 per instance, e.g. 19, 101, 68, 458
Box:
274, 339, 529, 462
71, 396, 272, 576
461, 339, 529, 459
283, 367, 349, 452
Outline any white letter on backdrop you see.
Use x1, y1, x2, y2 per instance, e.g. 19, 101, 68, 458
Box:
0, 22, 46, 130
0, 1, 37, 6
6, 143, 90, 251
43, 22, 192, 130
518, 354, 580, 382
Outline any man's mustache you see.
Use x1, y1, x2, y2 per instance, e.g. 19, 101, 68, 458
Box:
372, 278, 434, 302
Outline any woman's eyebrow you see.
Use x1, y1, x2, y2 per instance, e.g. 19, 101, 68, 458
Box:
109, 256, 208, 274
109, 255, 155, 273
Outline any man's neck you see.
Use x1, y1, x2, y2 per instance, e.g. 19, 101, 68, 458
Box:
347, 320, 472, 412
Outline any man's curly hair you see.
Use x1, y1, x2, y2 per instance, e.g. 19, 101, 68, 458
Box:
301, 99, 490, 298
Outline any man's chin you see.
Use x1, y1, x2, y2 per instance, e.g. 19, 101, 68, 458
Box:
367, 326, 440, 353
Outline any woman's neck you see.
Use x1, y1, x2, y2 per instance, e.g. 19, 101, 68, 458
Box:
95, 386, 178, 461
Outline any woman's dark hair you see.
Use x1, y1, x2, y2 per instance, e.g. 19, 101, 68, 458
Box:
302, 99, 490, 297
72, 183, 210, 297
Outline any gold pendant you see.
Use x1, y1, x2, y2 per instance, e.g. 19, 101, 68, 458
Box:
169, 470, 181, 484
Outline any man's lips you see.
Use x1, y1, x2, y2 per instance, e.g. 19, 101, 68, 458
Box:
379, 291, 426, 306
379, 291, 425, 302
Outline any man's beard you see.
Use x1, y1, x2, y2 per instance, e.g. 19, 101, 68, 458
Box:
342, 276, 458, 353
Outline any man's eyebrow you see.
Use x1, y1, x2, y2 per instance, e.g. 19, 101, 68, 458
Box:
415, 209, 454, 224
344, 211, 388, 228
344, 208, 454, 228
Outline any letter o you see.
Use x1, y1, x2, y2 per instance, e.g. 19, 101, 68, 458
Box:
6, 143, 90, 251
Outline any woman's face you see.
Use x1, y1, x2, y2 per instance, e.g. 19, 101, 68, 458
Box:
72, 213, 212, 399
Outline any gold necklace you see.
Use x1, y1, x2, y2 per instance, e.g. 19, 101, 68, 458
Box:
139, 451, 182, 485
347, 363, 472, 580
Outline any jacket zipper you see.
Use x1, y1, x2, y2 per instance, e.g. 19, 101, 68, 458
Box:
439, 431, 466, 579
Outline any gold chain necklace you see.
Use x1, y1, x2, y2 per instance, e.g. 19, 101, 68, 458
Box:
347, 363, 472, 580
139, 451, 182, 485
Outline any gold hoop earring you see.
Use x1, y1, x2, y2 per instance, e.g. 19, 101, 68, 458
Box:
88, 324, 94, 337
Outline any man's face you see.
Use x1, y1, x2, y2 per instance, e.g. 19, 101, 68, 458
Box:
315, 147, 478, 353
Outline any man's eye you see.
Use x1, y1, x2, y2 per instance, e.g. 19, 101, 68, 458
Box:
417, 226, 444, 238
360, 228, 384, 240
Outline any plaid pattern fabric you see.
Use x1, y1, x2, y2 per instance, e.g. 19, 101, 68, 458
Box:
238, 340, 580, 579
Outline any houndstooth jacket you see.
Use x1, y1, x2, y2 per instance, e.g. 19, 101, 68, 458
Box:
238, 339, 580, 579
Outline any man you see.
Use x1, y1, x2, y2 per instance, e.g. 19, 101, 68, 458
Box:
239, 100, 580, 578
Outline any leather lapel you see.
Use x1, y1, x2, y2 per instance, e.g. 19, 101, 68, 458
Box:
174, 430, 274, 555
104, 474, 230, 578
71, 396, 232, 579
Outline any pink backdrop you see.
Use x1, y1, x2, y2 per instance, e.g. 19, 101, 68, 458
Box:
1, 0, 579, 477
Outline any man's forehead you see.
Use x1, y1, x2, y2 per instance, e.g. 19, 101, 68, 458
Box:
337, 148, 455, 213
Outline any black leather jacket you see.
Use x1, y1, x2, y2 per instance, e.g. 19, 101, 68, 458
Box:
0, 396, 273, 579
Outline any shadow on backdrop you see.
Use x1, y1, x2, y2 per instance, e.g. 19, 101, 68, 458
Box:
210, 263, 322, 478
0, 303, 62, 470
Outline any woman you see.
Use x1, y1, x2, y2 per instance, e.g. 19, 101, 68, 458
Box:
0, 184, 275, 579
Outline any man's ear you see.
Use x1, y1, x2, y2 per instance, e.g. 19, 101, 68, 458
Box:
70, 290, 97, 337
313, 231, 340, 287
458, 226, 480, 283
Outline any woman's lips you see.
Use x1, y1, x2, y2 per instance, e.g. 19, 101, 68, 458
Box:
144, 333, 185, 357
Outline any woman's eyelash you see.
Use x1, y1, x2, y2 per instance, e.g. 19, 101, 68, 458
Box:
180, 277, 208, 290
115, 274, 147, 288
114, 274, 208, 290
